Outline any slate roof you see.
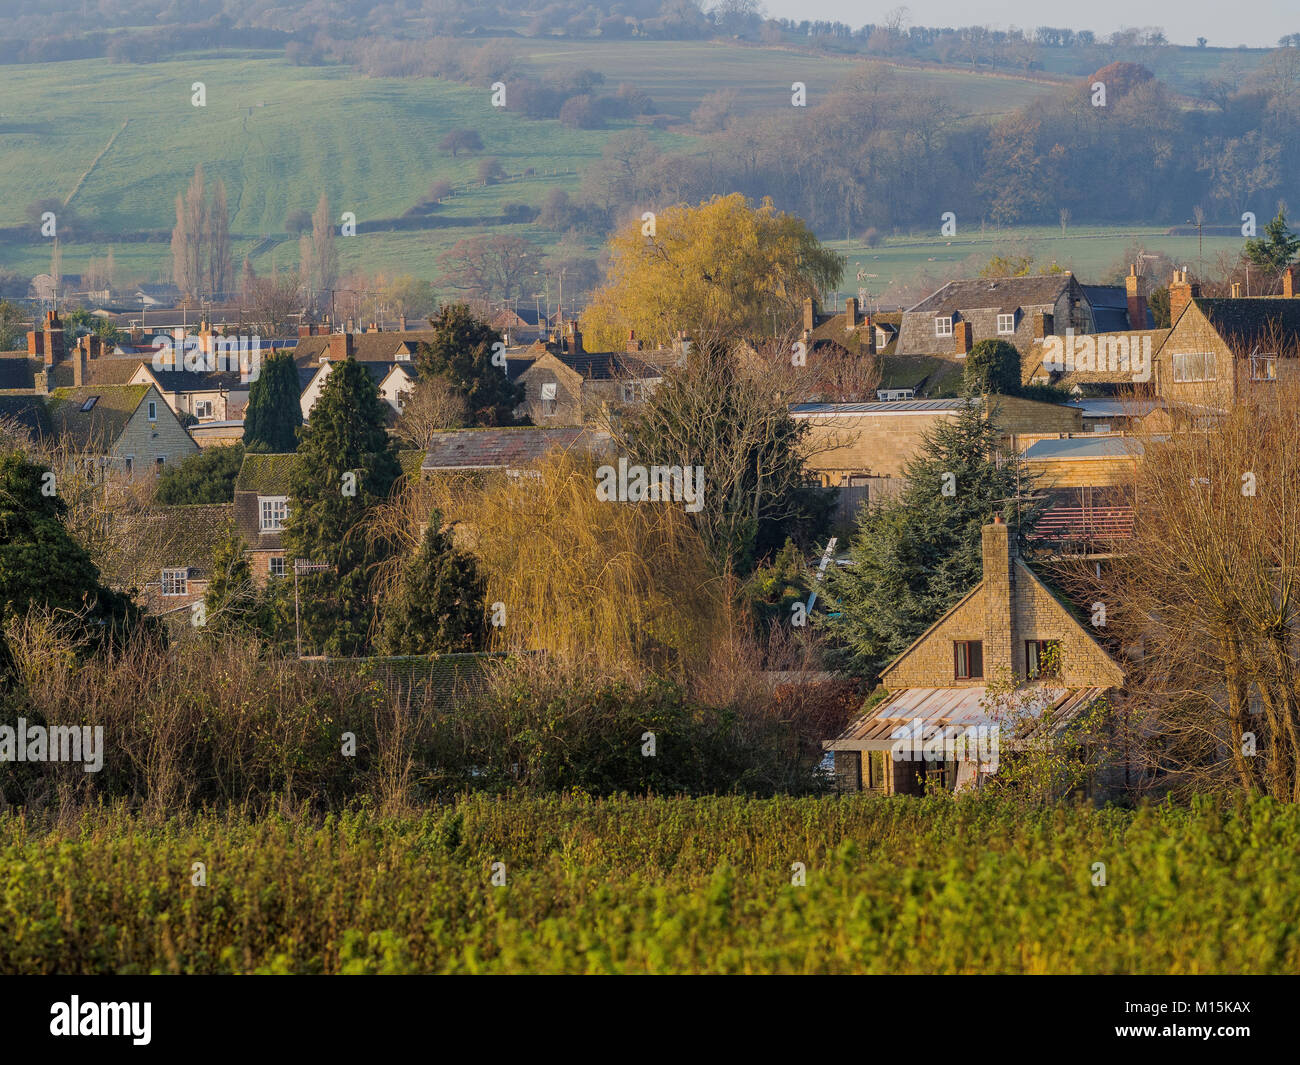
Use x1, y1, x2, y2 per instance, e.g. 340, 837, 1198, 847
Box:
806, 309, 902, 358
422, 427, 609, 470
293, 332, 436, 365
0, 393, 51, 437
907, 274, 1072, 316
45, 384, 151, 450
142, 367, 248, 393
126, 503, 234, 575
0, 355, 41, 390
1081, 284, 1152, 330
1193, 297, 1300, 347
548, 351, 666, 380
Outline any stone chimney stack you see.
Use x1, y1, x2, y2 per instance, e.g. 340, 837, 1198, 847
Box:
32, 310, 66, 366
1033, 311, 1054, 340
803, 297, 817, 333
981, 515, 1018, 679
626, 329, 643, 353
566, 321, 584, 355
844, 296, 858, 329
863, 315, 876, 355
399, 314, 408, 332
954, 320, 973, 356
1125, 264, 1148, 328
1169, 269, 1199, 325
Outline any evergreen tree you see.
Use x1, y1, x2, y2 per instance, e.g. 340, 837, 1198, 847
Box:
282, 359, 401, 656
963, 339, 1022, 395
415, 303, 524, 426
156, 443, 244, 504
243, 352, 302, 453
378, 509, 486, 655
1244, 208, 1300, 277
821, 400, 1042, 677
0, 449, 142, 664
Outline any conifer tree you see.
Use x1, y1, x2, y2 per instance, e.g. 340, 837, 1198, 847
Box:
378, 509, 486, 655
415, 303, 523, 426
242, 352, 302, 453
821, 400, 1042, 677
281, 359, 401, 656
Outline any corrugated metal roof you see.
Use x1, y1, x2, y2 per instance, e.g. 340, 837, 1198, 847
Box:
790, 399, 970, 415
825, 685, 1106, 751
1022, 436, 1144, 461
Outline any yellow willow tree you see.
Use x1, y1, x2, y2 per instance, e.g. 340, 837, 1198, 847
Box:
580, 193, 843, 353
364, 449, 731, 675
1059, 373, 1300, 801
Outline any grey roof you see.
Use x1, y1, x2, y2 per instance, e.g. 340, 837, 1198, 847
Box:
422, 427, 609, 470
906, 275, 1072, 316
1066, 399, 1163, 418
1021, 436, 1145, 460
144, 367, 248, 393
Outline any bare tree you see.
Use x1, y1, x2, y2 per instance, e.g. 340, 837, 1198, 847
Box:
244, 271, 303, 336
392, 376, 468, 449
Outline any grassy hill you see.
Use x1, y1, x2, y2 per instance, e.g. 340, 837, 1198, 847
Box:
0, 39, 1266, 295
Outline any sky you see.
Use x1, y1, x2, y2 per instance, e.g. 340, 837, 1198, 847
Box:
757, 1, 1298, 48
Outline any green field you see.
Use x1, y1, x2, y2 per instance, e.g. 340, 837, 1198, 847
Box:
3, 795, 1297, 974
830, 225, 1250, 305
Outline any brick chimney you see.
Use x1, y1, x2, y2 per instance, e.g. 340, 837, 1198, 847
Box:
1125, 264, 1147, 329
1284, 266, 1296, 298
1033, 311, 1054, 340
981, 515, 1018, 680
73, 344, 87, 387
328, 332, 355, 360
1169, 269, 1199, 325
40, 310, 66, 367
844, 296, 858, 329
566, 321, 584, 355
399, 314, 408, 332
803, 297, 817, 333
862, 315, 876, 355
626, 329, 643, 353
954, 320, 973, 356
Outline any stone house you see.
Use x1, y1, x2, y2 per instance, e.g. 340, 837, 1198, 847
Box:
124, 503, 234, 617
44, 383, 198, 475
825, 517, 1125, 795
1150, 268, 1300, 412
895, 273, 1148, 361
129, 364, 250, 422
515, 348, 665, 425
792, 395, 1083, 491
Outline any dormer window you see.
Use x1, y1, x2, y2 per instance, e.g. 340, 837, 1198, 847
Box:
259, 496, 289, 532
934, 316, 954, 338
997, 313, 1016, 335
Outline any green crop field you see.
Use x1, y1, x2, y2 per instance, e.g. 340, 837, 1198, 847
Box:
2, 795, 1297, 974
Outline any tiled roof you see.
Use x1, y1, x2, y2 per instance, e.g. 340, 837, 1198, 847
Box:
0, 393, 51, 437
45, 384, 151, 450
807, 309, 902, 358
422, 427, 609, 470
143, 367, 248, 393
0, 355, 41, 390
235, 449, 425, 493
550, 351, 666, 380
125, 503, 234, 574
1193, 297, 1300, 346
293, 332, 437, 365
907, 274, 1072, 315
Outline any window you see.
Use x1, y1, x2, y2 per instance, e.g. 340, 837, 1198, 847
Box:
954, 640, 984, 680
1172, 352, 1216, 382
997, 313, 1016, 335
1250, 353, 1277, 381
155, 456, 166, 470
161, 568, 188, 596
80, 396, 99, 412
540, 381, 557, 417
124, 455, 134, 474
268, 556, 287, 578
622, 382, 646, 404
1026, 640, 1061, 678
934, 316, 954, 337
147, 400, 157, 421
259, 496, 289, 532
195, 400, 214, 418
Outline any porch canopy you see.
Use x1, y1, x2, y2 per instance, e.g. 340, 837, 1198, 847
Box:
824, 685, 1107, 753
